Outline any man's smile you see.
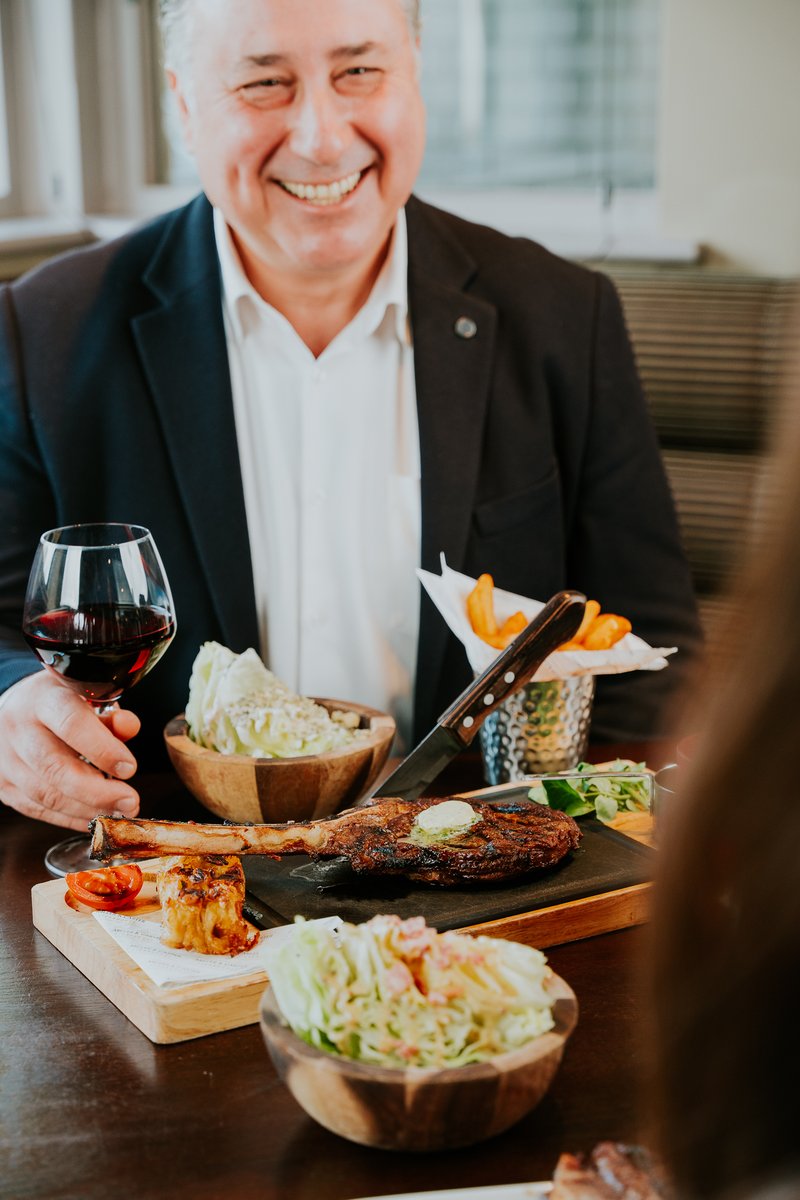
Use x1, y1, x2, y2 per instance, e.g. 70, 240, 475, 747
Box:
275, 170, 364, 205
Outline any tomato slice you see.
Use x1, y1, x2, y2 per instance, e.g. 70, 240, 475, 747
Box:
65, 864, 144, 911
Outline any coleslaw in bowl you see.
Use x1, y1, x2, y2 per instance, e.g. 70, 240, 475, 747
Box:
259, 915, 578, 1150
263, 914, 558, 1069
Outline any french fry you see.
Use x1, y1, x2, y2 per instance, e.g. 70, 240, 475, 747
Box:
483, 610, 527, 650
499, 610, 527, 640
572, 599, 601, 643
582, 613, 632, 651
555, 599, 632, 652
465, 575, 632, 655
557, 598, 600, 650
466, 576, 529, 649
466, 573, 498, 641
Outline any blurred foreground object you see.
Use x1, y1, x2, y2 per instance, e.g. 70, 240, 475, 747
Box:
551, 1141, 671, 1199
650, 294, 800, 1200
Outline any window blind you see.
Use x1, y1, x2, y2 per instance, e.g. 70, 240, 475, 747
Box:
419, 0, 660, 191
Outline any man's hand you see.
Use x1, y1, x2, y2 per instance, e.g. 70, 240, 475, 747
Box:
0, 673, 142, 831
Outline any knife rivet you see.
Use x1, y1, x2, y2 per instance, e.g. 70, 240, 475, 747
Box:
504, 671, 516, 683
462, 715, 474, 728
484, 693, 494, 705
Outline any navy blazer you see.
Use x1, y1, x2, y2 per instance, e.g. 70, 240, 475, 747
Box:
0, 194, 701, 767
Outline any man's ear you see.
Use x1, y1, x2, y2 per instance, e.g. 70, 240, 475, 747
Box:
167, 69, 194, 153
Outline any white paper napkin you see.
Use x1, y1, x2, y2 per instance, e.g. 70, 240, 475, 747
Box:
92, 911, 341, 989
417, 556, 676, 679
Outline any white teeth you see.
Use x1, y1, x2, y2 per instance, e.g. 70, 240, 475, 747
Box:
278, 171, 362, 204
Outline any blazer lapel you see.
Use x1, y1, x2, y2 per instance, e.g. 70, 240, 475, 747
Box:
406, 197, 497, 734
131, 197, 258, 651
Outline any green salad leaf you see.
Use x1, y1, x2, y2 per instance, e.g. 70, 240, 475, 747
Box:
528, 759, 651, 824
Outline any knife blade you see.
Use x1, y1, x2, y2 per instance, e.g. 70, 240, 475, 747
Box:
372, 589, 586, 801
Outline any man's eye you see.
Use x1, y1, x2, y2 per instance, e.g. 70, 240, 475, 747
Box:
238, 78, 292, 105
337, 66, 381, 87
243, 79, 286, 90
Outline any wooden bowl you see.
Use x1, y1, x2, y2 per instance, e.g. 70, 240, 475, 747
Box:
259, 972, 578, 1151
163, 700, 396, 824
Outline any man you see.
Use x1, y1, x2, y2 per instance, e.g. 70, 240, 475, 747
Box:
0, 0, 701, 831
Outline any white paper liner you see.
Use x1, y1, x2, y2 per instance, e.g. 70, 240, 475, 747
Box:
417, 556, 676, 680
92, 911, 341, 989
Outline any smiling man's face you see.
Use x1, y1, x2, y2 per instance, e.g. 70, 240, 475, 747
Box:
171, 0, 426, 293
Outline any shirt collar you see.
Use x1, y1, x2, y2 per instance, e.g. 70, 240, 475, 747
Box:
213, 207, 410, 348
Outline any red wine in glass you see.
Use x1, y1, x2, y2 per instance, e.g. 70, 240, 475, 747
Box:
22, 523, 176, 875
24, 603, 175, 708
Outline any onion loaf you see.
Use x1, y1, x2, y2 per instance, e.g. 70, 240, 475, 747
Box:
157, 855, 256, 955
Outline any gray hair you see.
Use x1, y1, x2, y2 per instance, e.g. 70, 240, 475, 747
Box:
159, 0, 422, 73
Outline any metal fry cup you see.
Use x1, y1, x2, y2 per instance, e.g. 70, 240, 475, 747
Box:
478, 674, 596, 784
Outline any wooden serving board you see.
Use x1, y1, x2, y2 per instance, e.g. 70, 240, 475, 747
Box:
30, 874, 268, 1045
463, 880, 651, 947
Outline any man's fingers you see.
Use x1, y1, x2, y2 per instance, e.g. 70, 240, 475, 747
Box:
37, 745, 140, 816
102, 707, 142, 747
1, 745, 141, 829
38, 688, 138, 780
1, 784, 95, 833
9, 735, 141, 821
0, 673, 142, 831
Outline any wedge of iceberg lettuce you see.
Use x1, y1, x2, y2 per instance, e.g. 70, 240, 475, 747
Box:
185, 641, 361, 758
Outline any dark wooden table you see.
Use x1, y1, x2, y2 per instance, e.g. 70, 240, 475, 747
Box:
1, 747, 671, 1200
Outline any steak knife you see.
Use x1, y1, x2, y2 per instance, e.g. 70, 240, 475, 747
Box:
371, 589, 587, 801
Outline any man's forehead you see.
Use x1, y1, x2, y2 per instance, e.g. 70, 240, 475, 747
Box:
182, 0, 418, 77
238, 41, 392, 67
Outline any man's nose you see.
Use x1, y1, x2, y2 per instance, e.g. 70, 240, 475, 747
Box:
287, 86, 352, 164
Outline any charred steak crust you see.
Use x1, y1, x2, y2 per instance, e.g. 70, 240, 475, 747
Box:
323, 798, 582, 885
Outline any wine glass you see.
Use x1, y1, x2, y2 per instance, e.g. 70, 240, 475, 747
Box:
22, 523, 176, 876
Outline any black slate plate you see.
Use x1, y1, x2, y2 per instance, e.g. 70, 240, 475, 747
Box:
241, 786, 653, 932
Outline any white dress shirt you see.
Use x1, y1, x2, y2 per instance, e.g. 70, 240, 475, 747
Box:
214, 209, 421, 751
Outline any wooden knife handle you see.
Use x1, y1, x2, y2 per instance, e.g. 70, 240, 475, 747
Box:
438, 589, 587, 746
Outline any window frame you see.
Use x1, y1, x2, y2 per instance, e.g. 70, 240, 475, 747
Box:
0, 0, 20, 218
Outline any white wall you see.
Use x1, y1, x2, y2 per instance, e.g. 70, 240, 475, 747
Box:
659, 0, 800, 276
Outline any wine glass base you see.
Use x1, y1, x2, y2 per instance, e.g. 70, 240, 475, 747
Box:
44, 834, 98, 877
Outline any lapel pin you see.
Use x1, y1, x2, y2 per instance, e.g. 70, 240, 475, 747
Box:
454, 316, 478, 339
